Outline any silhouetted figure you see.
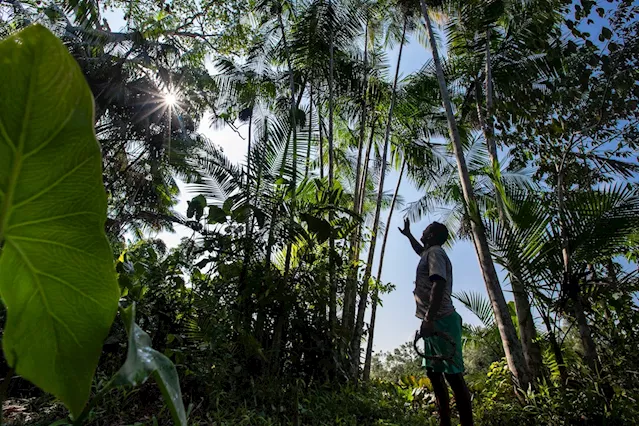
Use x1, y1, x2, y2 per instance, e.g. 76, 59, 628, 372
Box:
399, 219, 473, 426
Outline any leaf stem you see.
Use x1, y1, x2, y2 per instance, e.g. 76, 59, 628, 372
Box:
72, 378, 116, 425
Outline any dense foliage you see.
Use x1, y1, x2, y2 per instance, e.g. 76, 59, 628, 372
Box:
0, 0, 637, 424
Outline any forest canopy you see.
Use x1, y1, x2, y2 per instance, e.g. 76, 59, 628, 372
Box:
0, 0, 637, 424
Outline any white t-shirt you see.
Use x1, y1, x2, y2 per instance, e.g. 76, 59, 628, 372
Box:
414, 245, 455, 320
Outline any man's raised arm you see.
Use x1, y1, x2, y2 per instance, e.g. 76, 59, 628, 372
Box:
398, 218, 424, 256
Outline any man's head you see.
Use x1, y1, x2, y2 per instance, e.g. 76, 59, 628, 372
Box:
421, 222, 449, 247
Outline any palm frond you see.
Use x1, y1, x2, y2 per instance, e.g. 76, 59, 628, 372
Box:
453, 291, 495, 328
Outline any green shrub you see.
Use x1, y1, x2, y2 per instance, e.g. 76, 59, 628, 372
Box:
470, 359, 639, 426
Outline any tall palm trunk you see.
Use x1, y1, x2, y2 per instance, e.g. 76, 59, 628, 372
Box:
344, 24, 370, 334
318, 99, 324, 179
476, 33, 540, 379
419, 0, 530, 388
352, 17, 408, 377
246, 110, 253, 191
359, 117, 377, 212
262, 195, 280, 346
539, 307, 568, 383
556, 165, 598, 370
355, 117, 377, 222
572, 300, 597, 367
363, 159, 405, 380
327, 0, 337, 334
238, 111, 255, 330
510, 275, 541, 378
254, 117, 270, 346
352, 25, 369, 229
344, 116, 377, 335
351, 118, 378, 296
269, 6, 299, 373
304, 85, 313, 179
276, 5, 298, 283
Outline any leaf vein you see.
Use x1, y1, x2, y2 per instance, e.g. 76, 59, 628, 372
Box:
17, 32, 37, 153
8, 240, 82, 347
0, 118, 16, 152
7, 241, 60, 355
6, 211, 99, 230
35, 271, 102, 307
10, 236, 103, 261
22, 106, 77, 160
11, 157, 94, 210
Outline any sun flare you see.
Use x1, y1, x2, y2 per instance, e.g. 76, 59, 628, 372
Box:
164, 92, 177, 106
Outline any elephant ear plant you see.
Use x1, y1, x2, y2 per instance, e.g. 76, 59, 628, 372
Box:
0, 25, 186, 425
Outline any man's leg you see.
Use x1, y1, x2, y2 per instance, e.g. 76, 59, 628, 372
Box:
444, 373, 473, 426
427, 371, 451, 426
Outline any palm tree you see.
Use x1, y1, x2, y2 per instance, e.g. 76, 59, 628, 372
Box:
449, 0, 566, 378
363, 157, 406, 380
327, 0, 338, 336
352, 11, 410, 377
486, 183, 638, 375
286, 0, 368, 341
417, 0, 531, 387
453, 291, 512, 361
361, 68, 449, 380
344, 46, 390, 337
344, 5, 376, 340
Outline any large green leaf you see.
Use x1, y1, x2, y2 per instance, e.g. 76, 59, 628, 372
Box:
0, 25, 119, 417
115, 304, 187, 426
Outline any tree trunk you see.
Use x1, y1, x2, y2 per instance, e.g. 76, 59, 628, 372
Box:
476, 34, 540, 379
318, 102, 324, 179
328, 0, 337, 335
254, 117, 269, 348
345, 116, 377, 334
482, 30, 496, 161
270, 305, 287, 375
304, 85, 313, 179
344, 24, 369, 335
572, 298, 598, 369
352, 17, 407, 378
606, 259, 617, 283
540, 308, 567, 383
419, 1, 530, 388
363, 159, 405, 380
265, 8, 301, 373
556, 165, 598, 370
511, 276, 541, 378
238, 112, 254, 330
277, 8, 298, 282
358, 118, 376, 214
246, 110, 253, 191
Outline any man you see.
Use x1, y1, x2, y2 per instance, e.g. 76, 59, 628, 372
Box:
399, 218, 473, 426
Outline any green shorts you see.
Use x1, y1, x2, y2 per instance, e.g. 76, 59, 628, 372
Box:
421, 311, 465, 374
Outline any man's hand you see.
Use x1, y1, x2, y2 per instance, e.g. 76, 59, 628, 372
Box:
400, 218, 425, 256
398, 218, 411, 236
420, 319, 435, 338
